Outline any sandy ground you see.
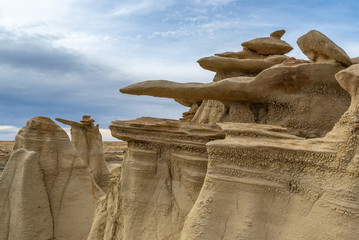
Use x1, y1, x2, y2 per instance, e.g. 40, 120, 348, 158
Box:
0, 141, 127, 173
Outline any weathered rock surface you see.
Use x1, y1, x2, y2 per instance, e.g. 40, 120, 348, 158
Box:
0, 117, 104, 240
89, 29, 359, 240
197, 55, 288, 73
180, 63, 359, 240
88, 117, 224, 240
181, 120, 359, 239
56, 116, 112, 192
215, 48, 265, 59
297, 30, 353, 66
197, 30, 292, 81
0, 149, 53, 240
335, 63, 359, 96
121, 63, 350, 138
241, 29, 293, 55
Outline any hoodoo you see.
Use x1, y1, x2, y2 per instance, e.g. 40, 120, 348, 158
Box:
89, 30, 359, 239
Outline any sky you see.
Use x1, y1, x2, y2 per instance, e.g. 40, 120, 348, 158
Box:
0, 0, 359, 140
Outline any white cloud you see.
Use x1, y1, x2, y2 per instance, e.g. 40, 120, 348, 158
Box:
193, 0, 235, 6
111, 1, 152, 16
0, 125, 20, 132
0, 0, 79, 27
62, 127, 116, 141
111, 0, 174, 17
99, 129, 116, 141
0, 126, 21, 140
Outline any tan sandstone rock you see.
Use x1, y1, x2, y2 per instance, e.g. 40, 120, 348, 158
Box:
297, 30, 353, 66
121, 63, 349, 138
197, 55, 288, 73
197, 30, 292, 81
0, 149, 53, 240
56, 115, 112, 192
0, 117, 104, 240
89, 29, 359, 240
181, 120, 359, 239
180, 61, 359, 240
241, 29, 293, 55
214, 48, 265, 59
335, 64, 359, 96
88, 117, 224, 240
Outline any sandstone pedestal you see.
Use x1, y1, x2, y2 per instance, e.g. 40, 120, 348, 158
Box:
56, 116, 112, 192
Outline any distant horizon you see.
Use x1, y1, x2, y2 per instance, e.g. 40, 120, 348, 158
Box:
1, 0, 359, 140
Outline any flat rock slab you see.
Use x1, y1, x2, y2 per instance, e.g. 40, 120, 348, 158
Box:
197, 55, 288, 73
120, 63, 344, 106
110, 117, 224, 143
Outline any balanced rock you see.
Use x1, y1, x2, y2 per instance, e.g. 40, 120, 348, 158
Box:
56, 115, 112, 192
297, 30, 352, 66
0, 117, 104, 240
241, 29, 293, 55
197, 30, 292, 81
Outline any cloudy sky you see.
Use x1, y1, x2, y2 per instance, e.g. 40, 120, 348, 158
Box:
0, 0, 359, 140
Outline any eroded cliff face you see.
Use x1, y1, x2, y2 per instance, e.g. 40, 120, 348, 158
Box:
92, 29, 359, 240
0, 117, 104, 240
181, 122, 359, 239
88, 118, 224, 239
180, 64, 359, 239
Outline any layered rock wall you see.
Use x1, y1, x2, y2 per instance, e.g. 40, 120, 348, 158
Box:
88, 117, 224, 239
181, 122, 359, 239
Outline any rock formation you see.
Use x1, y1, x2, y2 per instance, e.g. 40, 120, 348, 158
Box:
197, 30, 292, 82
297, 30, 353, 66
88, 29, 359, 240
179, 63, 359, 240
121, 31, 350, 138
88, 118, 224, 239
0, 117, 104, 240
2, 29, 358, 240
241, 29, 293, 55
56, 115, 112, 192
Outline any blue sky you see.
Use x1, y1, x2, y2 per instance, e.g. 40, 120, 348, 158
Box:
0, 0, 359, 140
